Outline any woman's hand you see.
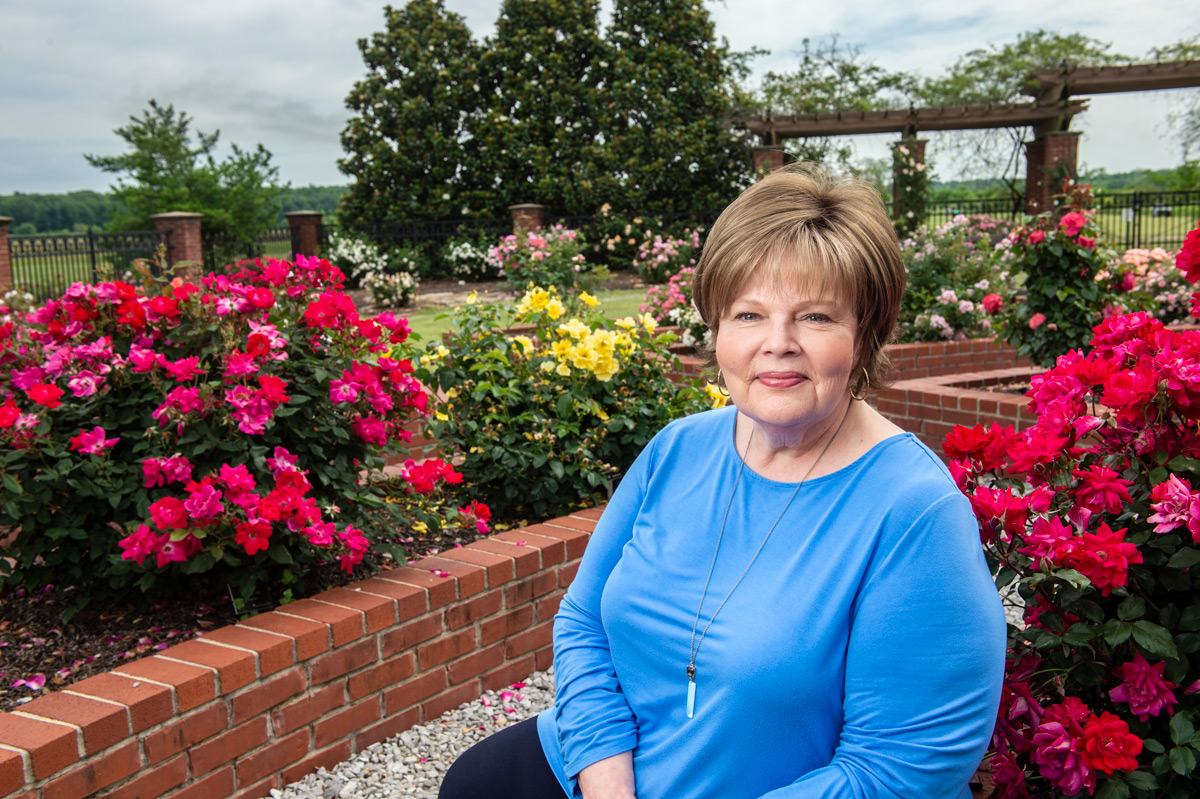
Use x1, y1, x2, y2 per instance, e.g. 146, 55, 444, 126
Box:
577, 751, 637, 799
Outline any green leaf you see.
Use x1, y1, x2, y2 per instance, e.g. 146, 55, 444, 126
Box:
1061, 623, 1095, 646
1, 473, 23, 496
1144, 738, 1166, 754
1168, 549, 1200, 569
1125, 769, 1159, 791
1104, 619, 1134, 646
1169, 745, 1196, 776
1118, 595, 1146, 621
1133, 620, 1179, 658
1095, 775, 1129, 799
1150, 466, 1169, 485
268, 544, 295, 565
549, 460, 565, 480
1171, 713, 1195, 745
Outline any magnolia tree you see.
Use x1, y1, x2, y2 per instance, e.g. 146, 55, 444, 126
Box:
0, 254, 476, 615
948, 222, 1200, 798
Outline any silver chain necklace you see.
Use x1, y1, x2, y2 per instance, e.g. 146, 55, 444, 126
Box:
685, 399, 853, 719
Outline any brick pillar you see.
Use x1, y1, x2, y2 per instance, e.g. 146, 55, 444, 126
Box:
752, 147, 785, 178
891, 138, 928, 208
1024, 132, 1079, 215
0, 218, 11, 291
508, 204, 546, 236
150, 212, 204, 274
285, 211, 323, 257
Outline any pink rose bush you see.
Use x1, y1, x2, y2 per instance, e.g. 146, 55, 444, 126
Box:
0, 254, 479, 613
489, 224, 601, 294
640, 265, 710, 348
631, 228, 702, 284
949, 219, 1200, 796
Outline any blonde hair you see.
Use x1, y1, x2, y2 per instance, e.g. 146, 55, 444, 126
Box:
692, 164, 905, 395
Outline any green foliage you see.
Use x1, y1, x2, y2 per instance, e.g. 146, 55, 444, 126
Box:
338, 2, 482, 229
891, 138, 931, 236
84, 100, 284, 243
417, 286, 708, 518
0, 255, 463, 612
0, 191, 115, 234
492, 225, 604, 293
277, 185, 348, 224
462, 0, 610, 215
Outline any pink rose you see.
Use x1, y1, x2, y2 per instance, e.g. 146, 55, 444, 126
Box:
1109, 652, 1179, 721
1060, 212, 1087, 237
982, 293, 1003, 314
1028, 313, 1047, 330
1027, 230, 1046, 245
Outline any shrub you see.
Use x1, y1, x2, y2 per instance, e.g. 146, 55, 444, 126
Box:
0, 255, 470, 614
441, 232, 501, 282
490, 225, 605, 295
1107, 247, 1193, 326
415, 286, 708, 519
325, 232, 421, 308
631, 229, 702, 284
993, 185, 1123, 367
579, 205, 654, 271
950, 221, 1200, 798
640, 266, 710, 349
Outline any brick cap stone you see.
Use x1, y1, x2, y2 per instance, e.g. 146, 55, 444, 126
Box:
284, 210, 323, 219
0, 217, 11, 224
149, 212, 204, 220
507, 204, 546, 211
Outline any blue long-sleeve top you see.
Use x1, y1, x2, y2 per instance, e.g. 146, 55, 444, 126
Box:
537, 406, 1006, 799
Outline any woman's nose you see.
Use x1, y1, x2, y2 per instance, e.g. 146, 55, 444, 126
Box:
762, 318, 799, 354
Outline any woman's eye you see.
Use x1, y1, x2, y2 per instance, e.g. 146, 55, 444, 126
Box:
734, 311, 759, 321
803, 313, 832, 323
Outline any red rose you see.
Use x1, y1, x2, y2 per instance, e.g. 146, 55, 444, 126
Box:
1028, 230, 1046, 245
0, 399, 20, 428
246, 333, 271, 358
148, 496, 189, 531
1029, 313, 1047, 330
27, 383, 64, 409
235, 521, 272, 555
1079, 712, 1141, 775
981, 293, 1003, 314
1178, 224, 1200, 283
246, 287, 275, 310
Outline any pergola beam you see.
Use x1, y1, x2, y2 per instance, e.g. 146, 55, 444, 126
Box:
1025, 60, 1200, 96
744, 100, 1088, 139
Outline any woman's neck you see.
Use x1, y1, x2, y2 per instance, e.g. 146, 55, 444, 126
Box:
736, 399, 858, 482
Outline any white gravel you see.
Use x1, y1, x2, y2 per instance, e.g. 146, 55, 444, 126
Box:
270, 669, 555, 799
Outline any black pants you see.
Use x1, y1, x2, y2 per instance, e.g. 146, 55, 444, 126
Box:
439, 716, 570, 799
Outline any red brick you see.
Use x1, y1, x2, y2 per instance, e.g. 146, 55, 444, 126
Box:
470, 539, 539, 578
190, 717, 268, 777
447, 643, 504, 685
314, 698, 381, 748
271, 682, 344, 737
384, 670, 446, 715
351, 577, 427, 621
143, 703, 228, 765
199, 625, 294, 677
310, 638, 379, 686
0, 714, 78, 779
505, 621, 553, 658
420, 556, 487, 598
503, 571, 558, 608
282, 741, 352, 786
241, 612, 330, 661
537, 591, 565, 621
235, 729, 309, 786
161, 638, 257, 694
481, 655, 537, 693
104, 754, 187, 799
530, 522, 591, 558
381, 615, 444, 658
378, 566, 457, 609
480, 606, 534, 647
417, 629, 477, 670
231, 775, 280, 799
348, 653, 416, 700
41, 740, 138, 799
69, 673, 173, 733
19, 691, 128, 755
231, 667, 306, 725
355, 706, 420, 750
172, 765, 234, 799
535, 646, 555, 671
422, 681, 481, 721
558, 562, 581, 589
277, 598, 363, 648
311, 587, 397, 633
0, 747, 23, 797
568, 505, 605, 521
115, 656, 215, 713
438, 546, 515, 586
445, 589, 502, 630
507, 528, 568, 566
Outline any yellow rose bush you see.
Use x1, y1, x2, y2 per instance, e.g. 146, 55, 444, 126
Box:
416, 286, 709, 519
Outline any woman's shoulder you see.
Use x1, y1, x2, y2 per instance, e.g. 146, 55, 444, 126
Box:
652, 405, 736, 448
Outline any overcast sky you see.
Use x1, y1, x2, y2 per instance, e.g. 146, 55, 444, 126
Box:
2, 0, 1197, 195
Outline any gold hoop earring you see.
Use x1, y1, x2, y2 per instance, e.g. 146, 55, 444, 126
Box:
849, 367, 869, 402
715, 369, 730, 397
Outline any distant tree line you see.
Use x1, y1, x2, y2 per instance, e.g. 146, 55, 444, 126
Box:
0, 185, 347, 235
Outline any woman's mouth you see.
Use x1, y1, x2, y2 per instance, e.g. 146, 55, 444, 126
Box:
755, 372, 806, 389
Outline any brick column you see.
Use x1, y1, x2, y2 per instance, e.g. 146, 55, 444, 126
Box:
752, 147, 786, 178
891, 138, 928, 208
1024, 132, 1079, 215
150, 212, 204, 273
285, 210, 323, 257
0, 218, 11, 291
508, 204, 546, 236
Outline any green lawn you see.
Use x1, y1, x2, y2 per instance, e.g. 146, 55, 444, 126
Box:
399, 287, 649, 344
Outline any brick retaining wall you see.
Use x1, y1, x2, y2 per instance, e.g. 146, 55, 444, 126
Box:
0, 509, 600, 799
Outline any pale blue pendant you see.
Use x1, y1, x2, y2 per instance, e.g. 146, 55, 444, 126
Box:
686, 678, 696, 719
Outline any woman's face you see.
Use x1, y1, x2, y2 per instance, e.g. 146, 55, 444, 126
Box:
715, 264, 858, 444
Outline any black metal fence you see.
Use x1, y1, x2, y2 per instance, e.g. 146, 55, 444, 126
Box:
201, 225, 298, 270
9, 229, 167, 301
1092, 190, 1200, 251
323, 217, 512, 277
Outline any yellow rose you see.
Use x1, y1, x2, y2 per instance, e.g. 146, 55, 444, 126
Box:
580, 291, 600, 307
546, 297, 565, 320
615, 317, 636, 330
540, 359, 557, 373
512, 335, 535, 355
640, 313, 657, 334
466, 290, 478, 305
436, 411, 449, 421
705, 382, 728, 410
446, 387, 459, 399
556, 362, 572, 376
551, 339, 573, 359
557, 317, 590, 340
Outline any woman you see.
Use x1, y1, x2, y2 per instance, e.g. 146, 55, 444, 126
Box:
440, 166, 1006, 799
